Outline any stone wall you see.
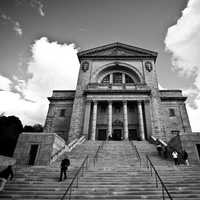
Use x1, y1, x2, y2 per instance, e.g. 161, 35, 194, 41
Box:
159, 92, 191, 142
44, 91, 75, 141
14, 132, 65, 166
68, 61, 91, 143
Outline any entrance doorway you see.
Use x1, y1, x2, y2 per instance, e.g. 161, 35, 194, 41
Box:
128, 129, 138, 140
97, 129, 107, 140
112, 129, 122, 140
28, 144, 39, 165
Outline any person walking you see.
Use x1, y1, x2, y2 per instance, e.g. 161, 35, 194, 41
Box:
156, 144, 162, 156
59, 157, 70, 182
182, 150, 189, 166
172, 150, 179, 165
0, 165, 14, 191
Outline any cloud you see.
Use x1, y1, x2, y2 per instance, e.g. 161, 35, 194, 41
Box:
13, 21, 23, 36
0, 37, 79, 126
0, 12, 23, 36
24, 37, 79, 100
30, 0, 46, 16
0, 75, 11, 91
165, 0, 200, 131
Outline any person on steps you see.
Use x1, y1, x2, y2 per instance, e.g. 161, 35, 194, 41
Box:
156, 144, 162, 156
0, 165, 14, 191
172, 150, 179, 165
59, 157, 70, 182
182, 150, 189, 166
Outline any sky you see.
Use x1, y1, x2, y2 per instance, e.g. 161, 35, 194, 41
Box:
0, 0, 200, 132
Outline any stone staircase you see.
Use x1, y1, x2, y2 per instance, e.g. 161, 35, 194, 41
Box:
0, 140, 101, 199
0, 140, 200, 199
134, 140, 200, 199
68, 140, 162, 199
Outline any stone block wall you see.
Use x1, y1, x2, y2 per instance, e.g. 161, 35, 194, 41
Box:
44, 91, 75, 141
68, 61, 91, 143
159, 91, 192, 142
14, 132, 65, 166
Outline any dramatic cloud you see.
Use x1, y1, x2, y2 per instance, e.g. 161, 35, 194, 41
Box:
0, 12, 23, 36
0, 37, 79, 126
24, 37, 79, 100
165, 0, 200, 131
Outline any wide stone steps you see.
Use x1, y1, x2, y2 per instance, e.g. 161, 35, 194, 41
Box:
1, 140, 200, 199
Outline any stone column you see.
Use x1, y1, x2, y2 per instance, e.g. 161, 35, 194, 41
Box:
91, 101, 98, 141
83, 100, 91, 139
108, 101, 112, 137
138, 101, 145, 140
123, 101, 128, 139
122, 73, 126, 84
110, 73, 113, 84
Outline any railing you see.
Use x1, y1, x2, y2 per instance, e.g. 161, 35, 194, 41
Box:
130, 141, 142, 167
61, 155, 89, 200
146, 155, 173, 200
61, 140, 105, 200
51, 146, 65, 160
93, 140, 106, 166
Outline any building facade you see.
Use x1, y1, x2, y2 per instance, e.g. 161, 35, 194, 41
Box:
44, 43, 192, 143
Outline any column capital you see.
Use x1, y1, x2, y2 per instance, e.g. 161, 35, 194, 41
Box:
86, 100, 92, 104
122, 100, 127, 104
93, 100, 98, 104
108, 100, 112, 104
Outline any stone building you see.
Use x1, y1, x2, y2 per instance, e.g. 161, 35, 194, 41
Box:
44, 42, 192, 143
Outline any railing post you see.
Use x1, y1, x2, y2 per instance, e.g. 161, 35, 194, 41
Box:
162, 185, 165, 200
81, 165, 84, 176
155, 174, 158, 188
76, 175, 78, 188
69, 187, 72, 200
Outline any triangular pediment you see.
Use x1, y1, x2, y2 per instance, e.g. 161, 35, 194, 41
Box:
78, 42, 157, 60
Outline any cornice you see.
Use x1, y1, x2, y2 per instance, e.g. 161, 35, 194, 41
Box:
47, 97, 74, 102
84, 89, 151, 95
160, 96, 187, 101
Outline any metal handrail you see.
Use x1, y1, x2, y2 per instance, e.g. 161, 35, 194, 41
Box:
61, 155, 89, 200
51, 146, 65, 160
146, 155, 173, 200
61, 140, 105, 200
93, 140, 105, 166
130, 141, 141, 167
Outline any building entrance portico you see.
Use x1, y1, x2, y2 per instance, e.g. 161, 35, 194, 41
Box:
112, 129, 123, 141
85, 98, 147, 141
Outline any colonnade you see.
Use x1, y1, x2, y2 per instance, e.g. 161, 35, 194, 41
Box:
83, 100, 145, 141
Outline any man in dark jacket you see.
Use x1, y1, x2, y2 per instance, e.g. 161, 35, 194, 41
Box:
182, 150, 189, 166
0, 165, 14, 191
59, 157, 70, 181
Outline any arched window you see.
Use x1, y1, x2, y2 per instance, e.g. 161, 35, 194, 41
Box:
113, 72, 122, 83
102, 74, 110, 84
101, 72, 135, 84
125, 74, 134, 83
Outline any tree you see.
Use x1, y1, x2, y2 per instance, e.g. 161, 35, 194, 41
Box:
23, 124, 43, 132
23, 125, 34, 132
0, 115, 23, 156
33, 124, 43, 132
